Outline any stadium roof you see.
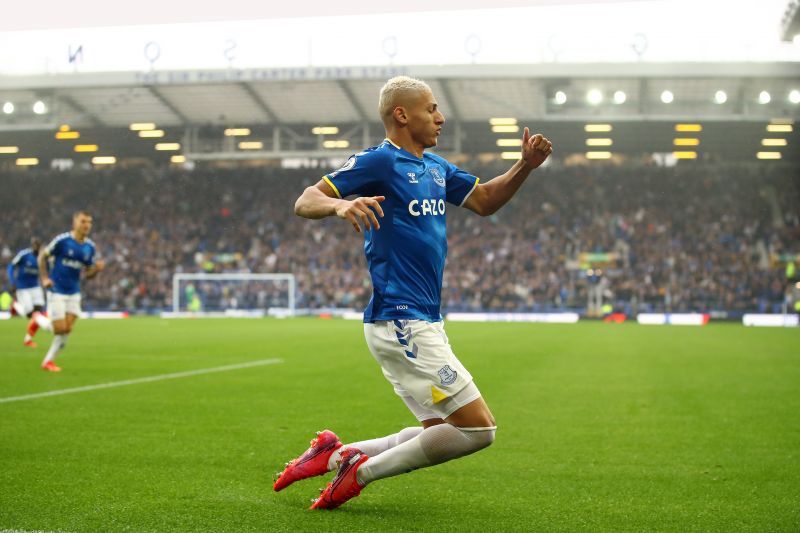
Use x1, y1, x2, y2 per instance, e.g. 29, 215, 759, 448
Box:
2, 63, 799, 129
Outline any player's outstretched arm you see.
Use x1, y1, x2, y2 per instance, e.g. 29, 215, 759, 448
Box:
294, 180, 384, 234
37, 249, 53, 289
463, 127, 553, 217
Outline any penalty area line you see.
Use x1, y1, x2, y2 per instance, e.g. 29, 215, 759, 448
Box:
0, 358, 284, 404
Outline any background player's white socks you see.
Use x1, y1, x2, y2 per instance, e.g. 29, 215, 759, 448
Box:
42, 334, 69, 364
33, 312, 52, 331
328, 426, 423, 471
355, 423, 496, 485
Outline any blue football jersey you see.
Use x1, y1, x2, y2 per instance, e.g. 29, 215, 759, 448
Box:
7, 248, 40, 289
45, 232, 96, 295
323, 139, 479, 323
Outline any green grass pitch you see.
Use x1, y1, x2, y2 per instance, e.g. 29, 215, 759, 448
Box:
1, 318, 798, 532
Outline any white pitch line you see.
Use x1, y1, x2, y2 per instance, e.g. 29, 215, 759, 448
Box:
0, 358, 284, 404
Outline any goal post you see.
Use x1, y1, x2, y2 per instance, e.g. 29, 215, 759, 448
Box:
171, 273, 296, 316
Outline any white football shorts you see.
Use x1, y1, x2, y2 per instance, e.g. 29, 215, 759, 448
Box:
15, 286, 45, 316
48, 292, 82, 320
364, 319, 480, 421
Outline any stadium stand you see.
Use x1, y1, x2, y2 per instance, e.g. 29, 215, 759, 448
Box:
2, 161, 797, 316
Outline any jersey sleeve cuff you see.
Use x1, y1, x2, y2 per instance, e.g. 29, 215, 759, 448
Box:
322, 175, 342, 199
458, 177, 480, 207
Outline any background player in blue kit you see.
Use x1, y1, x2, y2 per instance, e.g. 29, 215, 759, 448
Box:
6, 237, 52, 347
279, 76, 553, 509
38, 211, 105, 372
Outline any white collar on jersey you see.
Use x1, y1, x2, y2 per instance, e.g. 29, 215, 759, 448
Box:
384, 138, 402, 149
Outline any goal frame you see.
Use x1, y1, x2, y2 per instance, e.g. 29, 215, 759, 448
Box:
171, 273, 296, 315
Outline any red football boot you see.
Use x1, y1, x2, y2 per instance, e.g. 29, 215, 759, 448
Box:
310, 447, 369, 510
23, 339, 38, 348
273, 430, 342, 492
41, 361, 61, 372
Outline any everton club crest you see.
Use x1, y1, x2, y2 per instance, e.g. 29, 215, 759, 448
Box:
438, 365, 457, 385
429, 168, 445, 188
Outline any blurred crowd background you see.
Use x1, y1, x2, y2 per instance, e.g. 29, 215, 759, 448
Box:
2, 161, 798, 316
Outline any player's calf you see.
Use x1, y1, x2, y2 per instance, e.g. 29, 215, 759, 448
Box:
32, 309, 52, 332
309, 423, 495, 510
24, 310, 50, 346
355, 422, 496, 487
11, 300, 25, 317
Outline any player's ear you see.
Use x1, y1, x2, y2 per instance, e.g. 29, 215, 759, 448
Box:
393, 106, 408, 125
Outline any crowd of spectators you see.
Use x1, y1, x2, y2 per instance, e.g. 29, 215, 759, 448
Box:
1, 160, 797, 315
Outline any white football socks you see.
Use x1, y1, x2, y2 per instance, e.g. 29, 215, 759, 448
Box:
328, 426, 424, 471
355, 423, 496, 485
33, 312, 52, 332
12, 301, 25, 316
42, 334, 69, 365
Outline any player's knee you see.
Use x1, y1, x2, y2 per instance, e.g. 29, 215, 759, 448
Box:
457, 426, 496, 451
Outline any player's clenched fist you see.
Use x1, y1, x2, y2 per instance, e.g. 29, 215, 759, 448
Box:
335, 196, 385, 233
521, 127, 553, 169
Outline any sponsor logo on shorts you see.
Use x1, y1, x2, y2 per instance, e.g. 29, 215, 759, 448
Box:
438, 365, 457, 385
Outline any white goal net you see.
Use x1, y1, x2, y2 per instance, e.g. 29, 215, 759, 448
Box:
171, 273, 296, 316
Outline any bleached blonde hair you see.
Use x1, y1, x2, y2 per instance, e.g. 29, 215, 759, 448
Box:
378, 76, 432, 125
